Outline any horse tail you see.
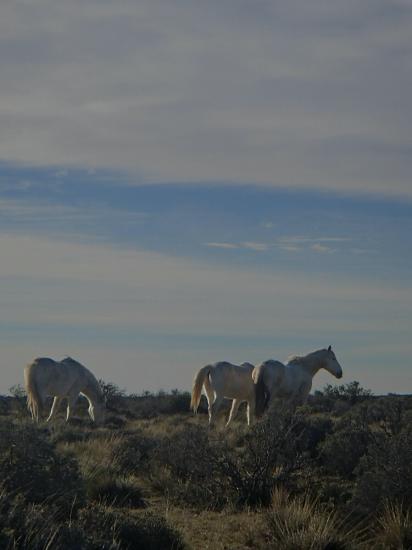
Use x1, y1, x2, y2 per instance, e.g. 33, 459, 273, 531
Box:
253, 365, 268, 418
24, 360, 42, 422
190, 365, 212, 413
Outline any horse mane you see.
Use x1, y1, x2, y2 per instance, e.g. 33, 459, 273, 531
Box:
287, 349, 326, 366
286, 354, 304, 365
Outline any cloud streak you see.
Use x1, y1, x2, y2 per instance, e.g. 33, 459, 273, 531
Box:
0, 0, 411, 196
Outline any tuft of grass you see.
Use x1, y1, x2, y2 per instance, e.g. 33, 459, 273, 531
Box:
265, 487, 367, 549
58, 433, 124, 476
373, 501, 412, 549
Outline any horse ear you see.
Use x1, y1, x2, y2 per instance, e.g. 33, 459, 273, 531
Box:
327, 345, 332, 351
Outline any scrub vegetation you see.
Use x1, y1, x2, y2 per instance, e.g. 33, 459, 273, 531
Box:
0, 381, 411, 549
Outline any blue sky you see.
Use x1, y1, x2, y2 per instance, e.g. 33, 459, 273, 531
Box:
0, 0, 411, 394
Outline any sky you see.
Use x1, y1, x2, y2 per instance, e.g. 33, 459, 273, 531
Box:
0, 0, 411, 395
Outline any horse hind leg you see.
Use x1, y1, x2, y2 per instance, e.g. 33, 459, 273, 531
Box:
209, 395, 224, 427
203, 384, 215, 424
226, 399, 241, 427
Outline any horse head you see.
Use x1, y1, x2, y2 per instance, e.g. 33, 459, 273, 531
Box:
89, 399, 106, 425
324, 345, 343, 379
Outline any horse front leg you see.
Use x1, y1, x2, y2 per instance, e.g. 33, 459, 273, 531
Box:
246, 394, 256, 426
46, 396, 62, 422
66, 394, 78, 422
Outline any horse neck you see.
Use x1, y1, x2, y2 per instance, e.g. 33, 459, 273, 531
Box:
300, 352, 326, 378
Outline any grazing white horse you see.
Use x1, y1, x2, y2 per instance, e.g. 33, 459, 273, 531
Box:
253, 346, 343, 417
191, 361, 256, 426
24, 356, 105, 424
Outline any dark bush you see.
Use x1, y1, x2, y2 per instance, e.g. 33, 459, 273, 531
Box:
0, 420, 84, 514
85, 473, 146, 508
354, 426, 412, 513
214, 407, 306, 506
0, 491, 86, 550
292, 413, 333, 457
127, 390, 192, 418
319, 417, 371, 478
151, 424, 222, 507
78, 505, 186, 549
113, 430, 159, 474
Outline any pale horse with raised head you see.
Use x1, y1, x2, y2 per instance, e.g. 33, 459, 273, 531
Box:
191, 361, 256, 426
253, 346, 343, 417
24, 357, 106, 424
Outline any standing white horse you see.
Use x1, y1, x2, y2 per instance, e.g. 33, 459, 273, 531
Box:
24, 356, 105, 424
253, 346, 343, 417
191, 361, 256, 426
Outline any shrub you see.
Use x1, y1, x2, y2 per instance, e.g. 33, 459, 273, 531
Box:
150, 405, 306, 509
128, 390, 192, 418
213, 408, 305, 507
99, 380, 126, 410
151, 424, 222, 507
319, 415, 371, 478
322, 381, 372, 405
112, 430, 159, 474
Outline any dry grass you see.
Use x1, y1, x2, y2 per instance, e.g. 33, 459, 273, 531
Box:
265, 487, 368, 549
57, 432, 124, 475
161, 504, 267, 550
373, 501, 412, 549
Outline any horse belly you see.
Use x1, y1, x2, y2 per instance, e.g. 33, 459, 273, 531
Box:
223, 378, 252, 400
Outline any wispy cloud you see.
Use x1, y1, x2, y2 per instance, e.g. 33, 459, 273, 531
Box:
205, 241, 269, 252
278, 245, 302, 253
242, 242, 269, 252
310, 243, 336, 254
275, 235, 351, 254
205, 242, 239, 250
